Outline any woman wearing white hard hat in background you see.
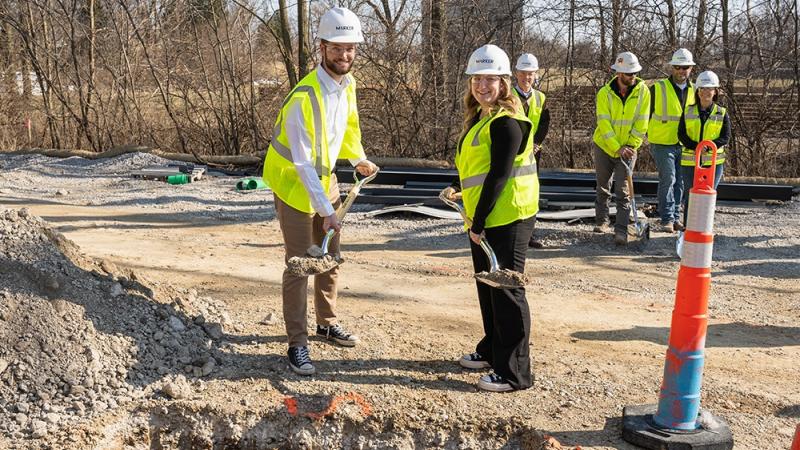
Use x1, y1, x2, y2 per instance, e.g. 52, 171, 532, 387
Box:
264, 7, 379, 376
513, 53, 550, 249
442, 44, 539, 392
677, 70, 730, 226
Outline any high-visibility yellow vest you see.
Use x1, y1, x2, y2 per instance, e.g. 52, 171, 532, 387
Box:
593, 78, 651, 157
681, 103, 726, 166
514, 88, 546, 132
263, 70, 366, 213
648, 79, 695, 145
455, 109, 539, 229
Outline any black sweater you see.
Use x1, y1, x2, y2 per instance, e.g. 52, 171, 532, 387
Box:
454, 114, 532, 234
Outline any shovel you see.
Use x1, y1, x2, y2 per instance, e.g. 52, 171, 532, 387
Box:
621, 158, 651, 243
286, 169, 379, 276
438, 190, 527, 289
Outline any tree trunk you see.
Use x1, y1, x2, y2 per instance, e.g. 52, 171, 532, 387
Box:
693, 0, 707, 61
277, 0, 297, 86
297, 0, 310, 79
610, 0, 624, 58
665, 0, 676, 48
596, 0, 608, 64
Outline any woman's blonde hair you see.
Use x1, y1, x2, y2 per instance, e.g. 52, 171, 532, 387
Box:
460, 75, 522, 142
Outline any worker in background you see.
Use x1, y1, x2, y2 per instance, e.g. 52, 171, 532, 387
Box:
592, 51, 651, 246
513, 53, 550, 249
443, 44, 539, 393
648, 48, 695, 233
677, 70, 730, 225
263, 7, 379, 376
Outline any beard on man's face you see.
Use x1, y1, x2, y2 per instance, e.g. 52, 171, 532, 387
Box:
620, 75, 635, 86
323, 54, 354, 76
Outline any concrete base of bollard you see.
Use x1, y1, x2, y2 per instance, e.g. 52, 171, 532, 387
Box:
622, 404, 733, 449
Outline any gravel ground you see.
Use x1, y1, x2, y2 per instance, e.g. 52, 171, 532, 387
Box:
0, 151, 798, 449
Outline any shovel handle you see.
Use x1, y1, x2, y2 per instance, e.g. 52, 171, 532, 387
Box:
438, 189, 500, 272
478, 238, 500, 272
320, 168, 379, 255
336, 168, 380, 221
320, 228, 335, 254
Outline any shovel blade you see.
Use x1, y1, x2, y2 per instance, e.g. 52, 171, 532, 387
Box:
474, 269, 527, 289
286, 254, 343, 276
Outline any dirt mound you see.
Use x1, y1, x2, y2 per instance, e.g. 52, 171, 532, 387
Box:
0, 208, 230, 442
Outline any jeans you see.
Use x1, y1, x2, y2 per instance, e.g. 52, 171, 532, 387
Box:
650, 144, 683, 225
681, 164, 723, 226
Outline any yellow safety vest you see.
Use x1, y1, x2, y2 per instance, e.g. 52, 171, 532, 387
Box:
593, 77, 651, 157
455, 109, 539, 229
681, 103, 726, 166
514, 88, 546, 132
648, 79, 694, 145
263, 70, 366, 213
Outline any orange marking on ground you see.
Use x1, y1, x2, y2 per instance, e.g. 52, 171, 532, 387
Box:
283, 392, 372, 420
283, 396, 298, 415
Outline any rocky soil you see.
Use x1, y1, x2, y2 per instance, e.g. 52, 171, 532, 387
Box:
0, 151, 798, 449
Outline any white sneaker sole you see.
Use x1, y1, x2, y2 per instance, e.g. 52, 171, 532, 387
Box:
477, 379, 513, 392
459, 358, 491, 370
289, 363, 316, 376
318, 334, 359, 347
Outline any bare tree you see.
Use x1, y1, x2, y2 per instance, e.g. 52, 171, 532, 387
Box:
298, 0, 310, 79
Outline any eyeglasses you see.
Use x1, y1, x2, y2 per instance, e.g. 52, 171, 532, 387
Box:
471, 75, 502, 84
619, 72, 639, 77
673, 66, 691, 70
324, 43, 357, 55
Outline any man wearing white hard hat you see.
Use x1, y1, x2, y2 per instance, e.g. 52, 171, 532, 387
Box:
677, 70, 730, 225
592, 51, 651, 246
442, 44, 538, 393
647, 48, 696, 233
513, 53, 550, 249
263, 7, 379, 376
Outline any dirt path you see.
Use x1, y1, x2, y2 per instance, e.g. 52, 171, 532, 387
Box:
1, 152, 798, 449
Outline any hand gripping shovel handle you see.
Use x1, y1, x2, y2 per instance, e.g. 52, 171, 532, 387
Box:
438, 190, 500, 272
620, 158, 650, 241
319, 169, 380, 254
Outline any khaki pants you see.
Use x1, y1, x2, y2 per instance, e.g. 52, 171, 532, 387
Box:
274, 178, 341, 347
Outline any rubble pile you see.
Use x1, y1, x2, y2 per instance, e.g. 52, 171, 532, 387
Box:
0, 208, 229, 440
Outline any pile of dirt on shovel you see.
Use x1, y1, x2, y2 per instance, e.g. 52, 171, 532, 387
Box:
0, 208, 230, 442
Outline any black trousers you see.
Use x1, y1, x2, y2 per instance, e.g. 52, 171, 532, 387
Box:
469, 216, 536, 390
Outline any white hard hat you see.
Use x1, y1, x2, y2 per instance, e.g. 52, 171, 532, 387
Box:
318, 7, 363, 43
515, 53, 539, 71
696, 70, 720, 88
669, 48, 696, 66
465, 44, 511, 76
610, 51, 642, 73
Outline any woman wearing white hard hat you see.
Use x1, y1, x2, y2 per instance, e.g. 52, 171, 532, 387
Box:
442, 44, 539, 393
677, 70, 730, 225
264, 6, 379, 377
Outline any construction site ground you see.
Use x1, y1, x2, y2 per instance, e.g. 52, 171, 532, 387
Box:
0, 152, 798, 449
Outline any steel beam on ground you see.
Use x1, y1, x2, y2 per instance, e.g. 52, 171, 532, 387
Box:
335, 167, 795, 202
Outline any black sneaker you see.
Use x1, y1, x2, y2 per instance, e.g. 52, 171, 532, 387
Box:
316, 324, 359, 347
288, 346, 315, 375
477, 372, 513, 392
459, 352, 491, 369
